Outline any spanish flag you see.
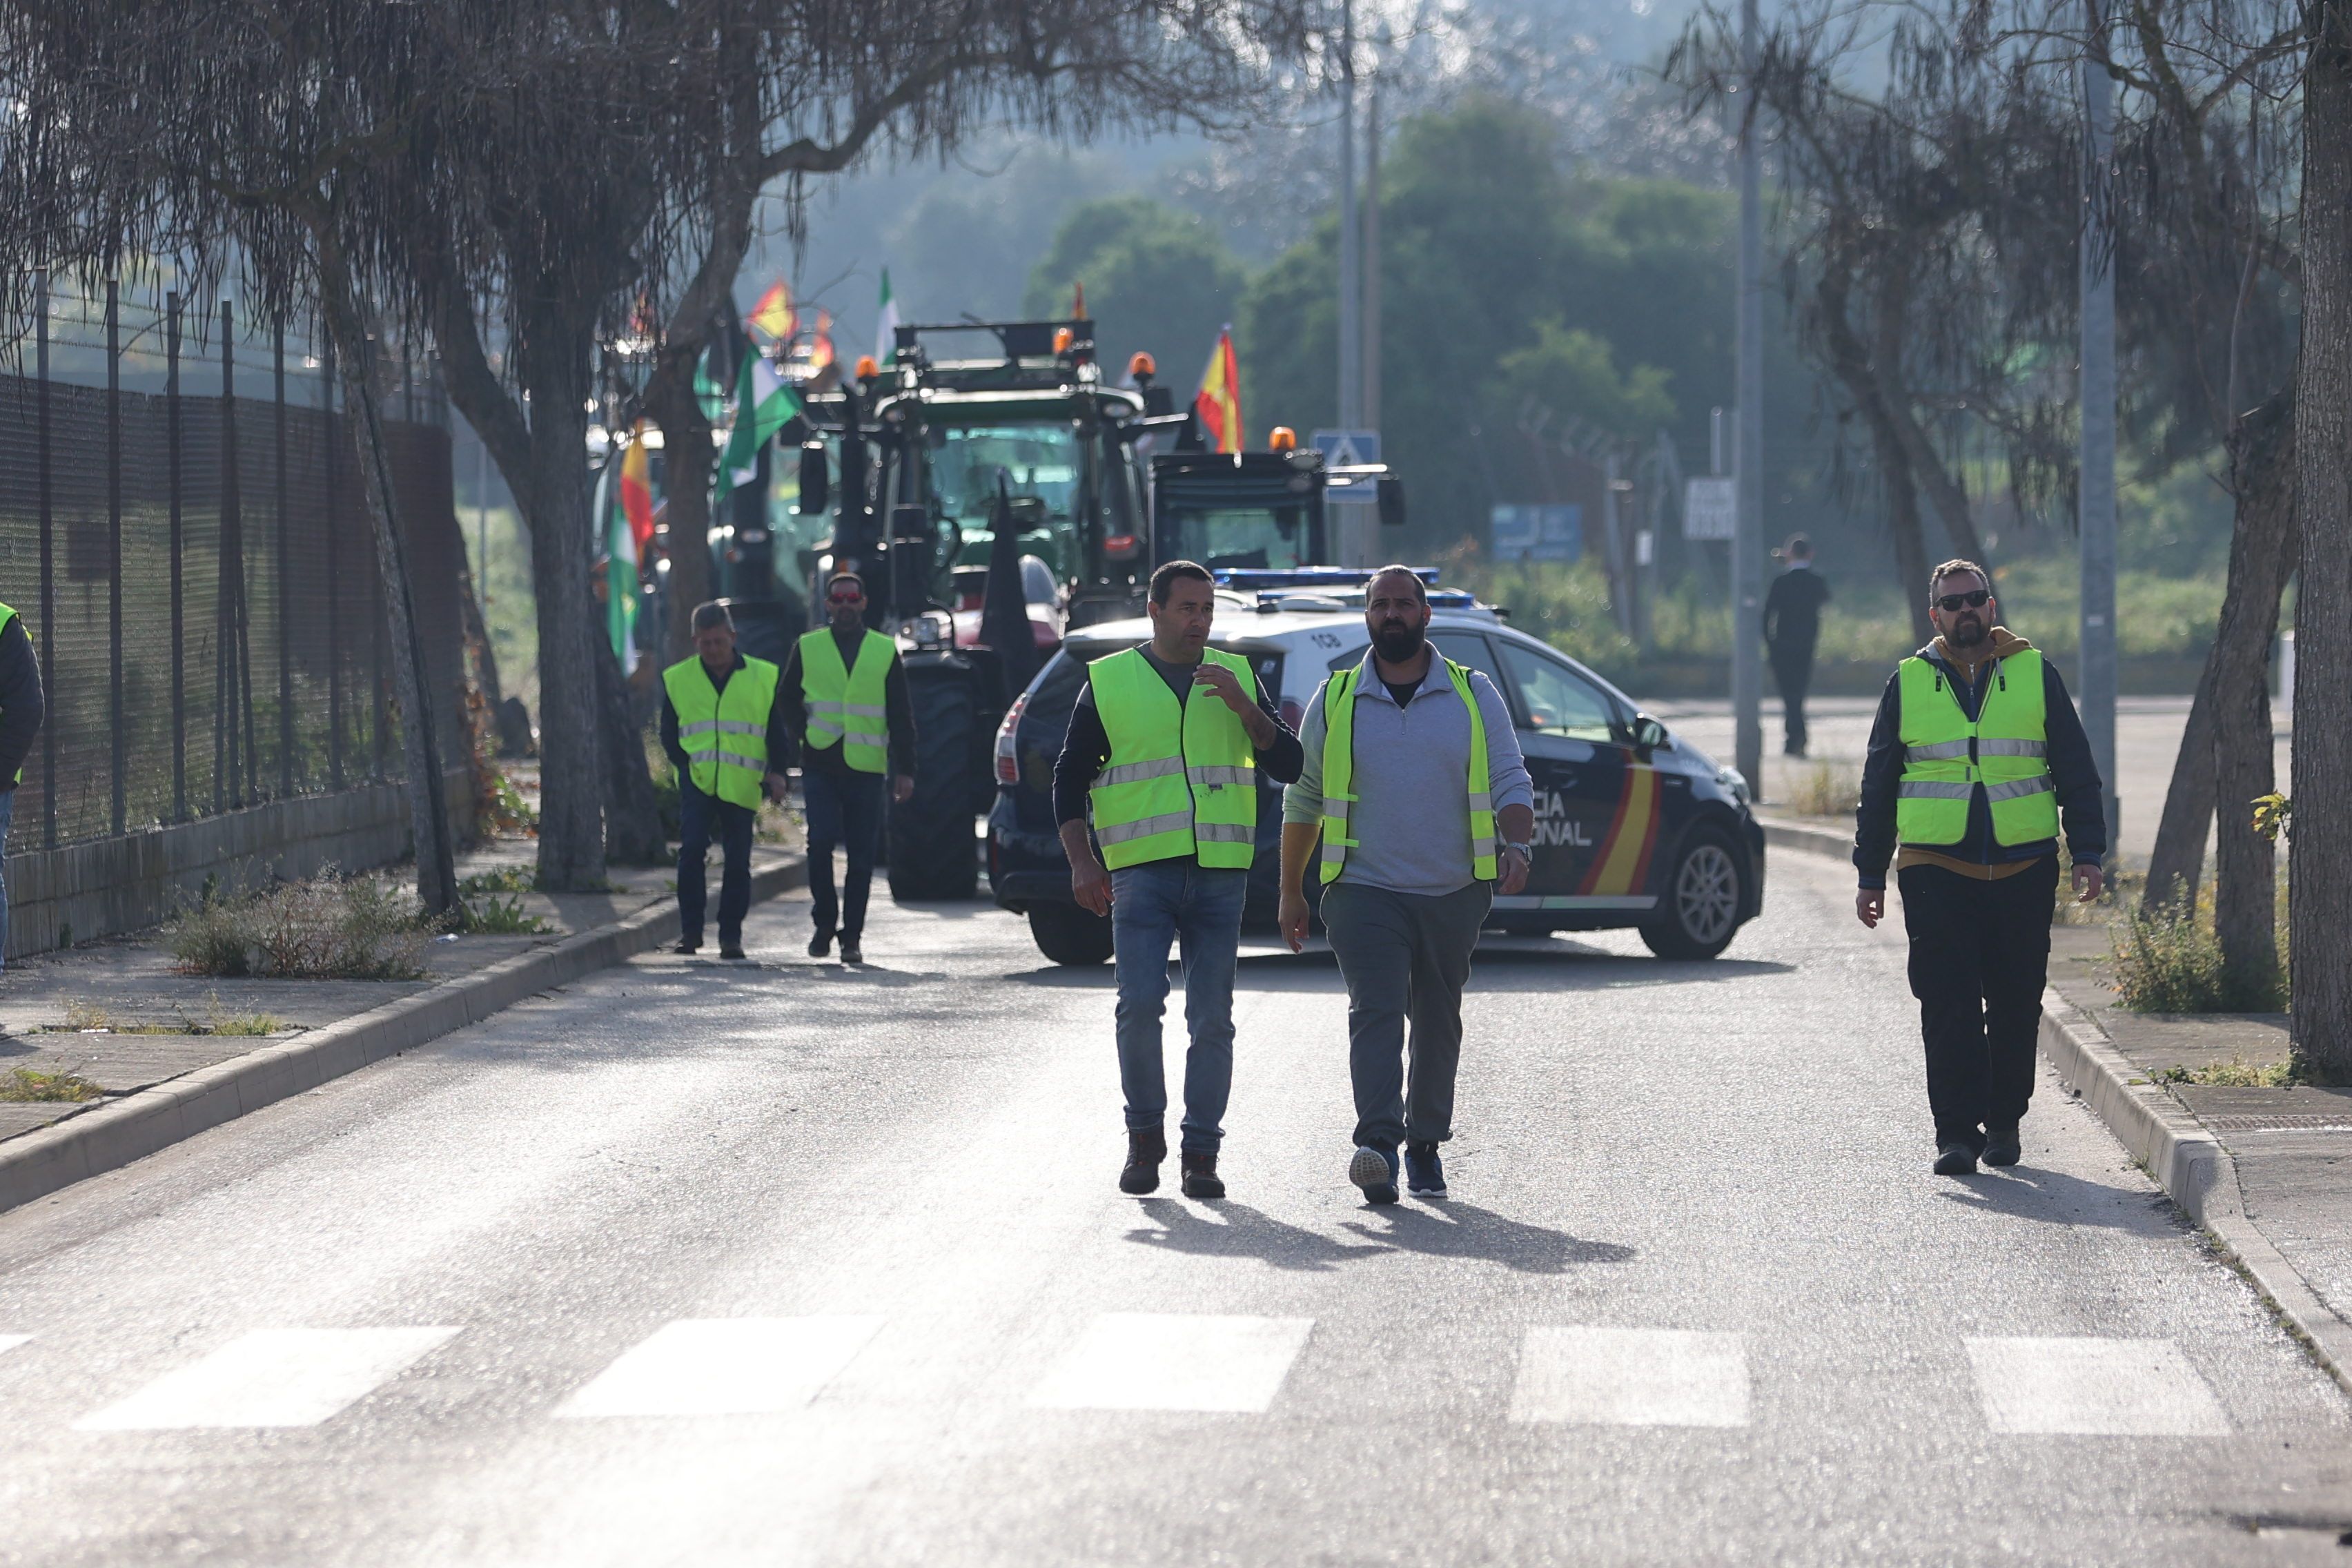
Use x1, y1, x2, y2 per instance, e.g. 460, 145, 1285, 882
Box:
1195, 326, 1242, 455
746, 281, 792, 341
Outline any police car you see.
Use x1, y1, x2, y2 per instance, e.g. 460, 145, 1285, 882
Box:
986, 568, 1764, 966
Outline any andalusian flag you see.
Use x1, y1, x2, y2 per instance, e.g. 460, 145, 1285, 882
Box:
608, 427, 653, 674
876, 268, 901, 365
746, 281, 792, 341
1195, 326, 1242, 454
718, 344, 802, 496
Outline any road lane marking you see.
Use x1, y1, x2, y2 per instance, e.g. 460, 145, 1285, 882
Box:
1965, 1336, 2230, 1435
557, 1317, 885, 1418
0, 1335, 28, 1358
1510, 1326, 1750, 1427
1030, 1313, 1315, 1413
75, 1326, 459, 1431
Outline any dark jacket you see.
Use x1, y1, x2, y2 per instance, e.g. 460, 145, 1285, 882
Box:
1763, 567, 1831, 660
658, 653, 793, 789
0, 612, 44, 790
1853, 631, 2106, 889
776, 626, 916, 781
1054, 650, 1302, 826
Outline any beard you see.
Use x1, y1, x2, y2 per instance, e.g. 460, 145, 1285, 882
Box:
1948, 613, 1987, 647
1371, 618, 1427, 663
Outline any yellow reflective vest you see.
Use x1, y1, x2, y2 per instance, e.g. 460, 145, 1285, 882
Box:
663, 654, 779, 809
1895, 649, 2059, 846
1318, 658, 1497, 885
798, 627, 896, 775
1086, 646, 1259, 870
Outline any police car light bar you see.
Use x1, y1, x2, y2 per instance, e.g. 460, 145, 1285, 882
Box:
1210, 566, 1440, 591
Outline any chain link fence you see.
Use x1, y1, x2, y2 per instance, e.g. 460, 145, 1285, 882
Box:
0, 278, 469, 852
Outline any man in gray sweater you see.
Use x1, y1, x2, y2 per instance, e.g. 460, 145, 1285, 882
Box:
1278, 567, 1534, 1204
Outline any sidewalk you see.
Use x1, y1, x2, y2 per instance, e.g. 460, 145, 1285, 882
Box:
0, 833, 805, 1208
1761, 809, 2352, 1389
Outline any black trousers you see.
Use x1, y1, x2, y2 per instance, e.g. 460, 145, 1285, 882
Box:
1897, 856, 2059, 1146
678, 783, 756, 946
1770, 646, 1814, 755
804, 768, 884, 942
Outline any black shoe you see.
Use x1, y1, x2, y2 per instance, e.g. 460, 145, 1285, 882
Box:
1404, 1141, 1448, 1198
1350, 1143, 1400, 1205
673, 939, 701, 955
807, 932, 832, 959
840, 940, 863, 965
1180, 1150, 1226, 1200
1119, 1128, 1166, 1195
1933, 1141, 1979, 1177
718, 941, 747, 961
1981, 1124, 2022, 1167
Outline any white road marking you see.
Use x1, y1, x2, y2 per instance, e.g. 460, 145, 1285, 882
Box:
76, 1326, 458, 1431
1965, 1336, 2231, 1436
1030, 1313, 1315, 1413
0, 1335, 28, 1358
1510, 1326, 1750, 1428
558, 1316, 885, 1418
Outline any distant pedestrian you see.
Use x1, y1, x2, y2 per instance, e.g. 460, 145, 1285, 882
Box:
1279, 566, 1533, 1204
1764, 533, 1831, 756
779, 573, 914, 966
1854, 560, 2107, 1176
1056, 560, 1302, 1200
660, 602, 787, 961
0, 600, 42, 969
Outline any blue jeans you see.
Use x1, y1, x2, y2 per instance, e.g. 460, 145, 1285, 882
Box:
1110, 860, 1247, 1153
803, 768, 884, 942
677, 783, 755, 946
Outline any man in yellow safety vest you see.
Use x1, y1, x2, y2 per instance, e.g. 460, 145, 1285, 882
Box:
660, 601, 789, 961
1278, 566, 1534, 1206
1054, 560, 1302, 1199
1854, 560, 2108, 1175
778, 573, 914, 965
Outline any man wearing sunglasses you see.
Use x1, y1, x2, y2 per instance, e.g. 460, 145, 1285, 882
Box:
778, 573, 917, 964
1853, 559, 2107, 1176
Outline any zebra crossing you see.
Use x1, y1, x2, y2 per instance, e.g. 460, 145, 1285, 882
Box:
0, 1314, 2251, 1439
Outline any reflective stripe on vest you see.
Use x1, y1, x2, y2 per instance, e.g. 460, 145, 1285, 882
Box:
662, 654, 780, 809
1894, 649, 2061, 847
1086, 646, 1259, 870
1317, 656, 1497, 885
798, 627, 896, 774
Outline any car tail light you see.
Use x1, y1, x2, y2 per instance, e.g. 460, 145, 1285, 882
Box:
994, 690, 1030, 785
1104, 533, 1141, 560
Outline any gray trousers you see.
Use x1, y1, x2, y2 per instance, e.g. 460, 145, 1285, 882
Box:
1320, 879, 1491, 1149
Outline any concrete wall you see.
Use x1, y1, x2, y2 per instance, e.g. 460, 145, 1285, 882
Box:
3, 767, 475, 960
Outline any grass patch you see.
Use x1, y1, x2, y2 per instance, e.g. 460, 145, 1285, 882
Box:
1783, 761, 1860, 818
2109, 896, 2285, 1012
47, 993, 286, 1036
456, 865, 537, 897
462, 893, 553, 935
0, 1066, 104, 1103
2155, 1057, 2298, 1088
166, 866, 439, 981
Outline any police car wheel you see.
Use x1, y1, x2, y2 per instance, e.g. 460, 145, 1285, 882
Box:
1030, 903, 1114, 966
1639, 828, 1743, 961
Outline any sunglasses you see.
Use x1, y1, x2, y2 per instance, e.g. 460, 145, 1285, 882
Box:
827, 591, 863, 605
1935, 589, 1991, 612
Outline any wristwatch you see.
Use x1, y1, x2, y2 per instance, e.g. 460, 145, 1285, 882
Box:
1502, 841, 1533, 861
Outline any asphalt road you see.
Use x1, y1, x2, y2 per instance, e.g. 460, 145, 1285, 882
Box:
1, 852, 2347, 1566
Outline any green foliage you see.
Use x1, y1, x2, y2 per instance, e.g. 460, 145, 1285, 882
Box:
0, 1067, 103, 1104
463, 894, 553, 935
1440, 551, 1638, 677
1492, 322, 1675, 440
1022, 197, 1247, 381
2110, 896, 2285, 1014
166, 867, 438, 981
457, 865, 537, 896
2155, 1057, 2296, 1088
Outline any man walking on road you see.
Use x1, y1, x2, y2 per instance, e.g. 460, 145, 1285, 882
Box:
780, 573, 914, 966
1056, 560, 1302, 1201
661, 602, 788, 961
1279, 567, 1533, 1205
1764, 533, 1831, 756
0, 599, 43, 969
1854, 560, 2106, 1176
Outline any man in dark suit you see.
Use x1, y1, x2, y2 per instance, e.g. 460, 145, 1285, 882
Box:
1763, 533, 1832, 756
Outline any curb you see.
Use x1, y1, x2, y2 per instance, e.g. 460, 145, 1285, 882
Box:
2037, 990, 2352, 1393
1756, 814, 1851, 864
0, 854, 806, 1216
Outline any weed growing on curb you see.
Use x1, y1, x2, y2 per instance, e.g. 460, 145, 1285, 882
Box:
2109, 896, 2283, 1012
457, 865, 537, 897
463, 894, 553, 935
1783, 761, 1861, 819
2155, 1057, 2297, 1088
0, 1066, 104, 1103
165, 867, 438, 980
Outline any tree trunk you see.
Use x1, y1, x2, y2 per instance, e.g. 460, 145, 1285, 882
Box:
2210, 389, 2296, 1006
458, 551, 504, 709
1814, 266, 1934, 642
2293, 0, 2352, 1078
595, 636, 667, 865
2142, 655, 2217, 913
643, 365, 718, 667
313, 267, 459, 918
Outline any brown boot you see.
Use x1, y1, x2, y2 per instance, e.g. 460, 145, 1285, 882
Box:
1179, 1149, 1225, 1201
1119, 1128, 1166, 1195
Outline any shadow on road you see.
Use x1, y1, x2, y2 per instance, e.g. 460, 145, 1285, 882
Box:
1122, 1197, 1636, 1276
1934, 1163, 2184, 1234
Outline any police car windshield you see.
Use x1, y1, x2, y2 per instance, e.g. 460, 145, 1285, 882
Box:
1163, 504, 1312, 572
935, 424, 1080, 539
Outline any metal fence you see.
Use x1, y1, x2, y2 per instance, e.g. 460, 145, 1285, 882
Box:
0, 278, 469, 850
